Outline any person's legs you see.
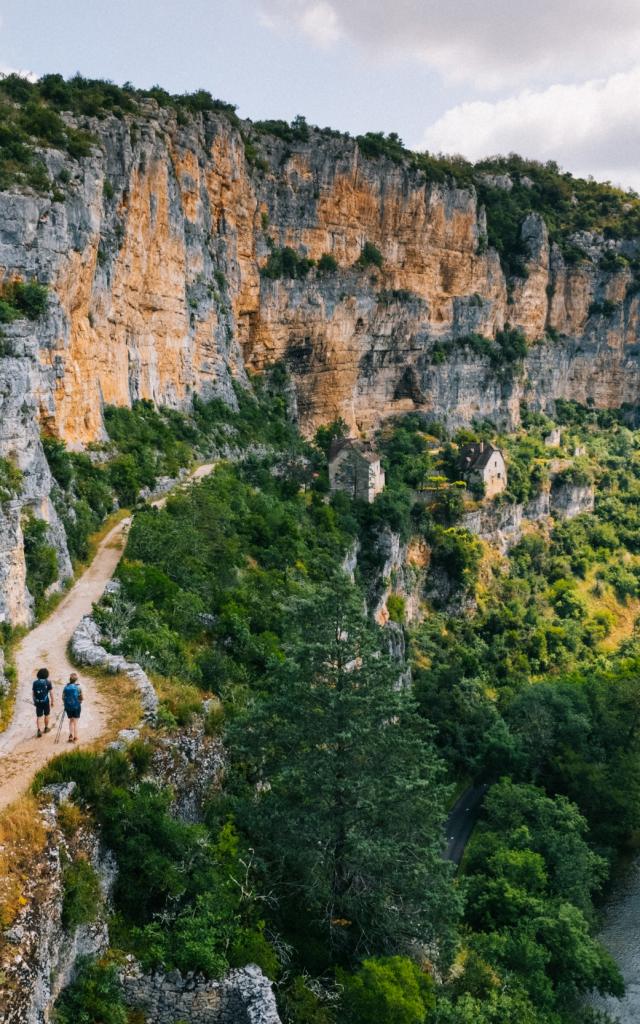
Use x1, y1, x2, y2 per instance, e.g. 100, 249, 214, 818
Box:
35, 700, 49, 736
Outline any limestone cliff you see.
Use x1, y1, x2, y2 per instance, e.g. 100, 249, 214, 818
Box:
1, 99, 640, 622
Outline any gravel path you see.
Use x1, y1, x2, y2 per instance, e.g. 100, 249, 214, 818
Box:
0, 463, 215, 812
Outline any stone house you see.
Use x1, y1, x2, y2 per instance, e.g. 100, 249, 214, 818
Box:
459, 441, 507, 499
328, 438, 385, 503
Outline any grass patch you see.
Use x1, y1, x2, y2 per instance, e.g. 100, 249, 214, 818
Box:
0, 795, 48, 929
61, 855, 102, 928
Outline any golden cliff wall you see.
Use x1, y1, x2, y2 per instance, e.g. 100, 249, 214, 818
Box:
0, 102, 639, 623
2, 103, 638, 449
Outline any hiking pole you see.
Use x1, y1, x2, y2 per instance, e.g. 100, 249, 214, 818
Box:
54, 709, 66, 745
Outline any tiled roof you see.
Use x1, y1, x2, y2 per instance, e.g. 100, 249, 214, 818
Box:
459, 441, 502, 473
329, 437, 381, 464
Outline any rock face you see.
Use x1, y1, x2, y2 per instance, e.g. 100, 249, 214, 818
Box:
0, 739, 277, 1024
0, 789, 115, 1024
1, 103, 639, 621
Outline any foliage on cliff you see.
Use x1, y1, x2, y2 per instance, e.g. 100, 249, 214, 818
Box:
37, 374, 640, 1024
3, 69, 640, 292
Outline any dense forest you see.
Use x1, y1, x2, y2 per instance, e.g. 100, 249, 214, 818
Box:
19, 363, 640, 1024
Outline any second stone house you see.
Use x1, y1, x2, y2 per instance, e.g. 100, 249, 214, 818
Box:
329, 438, 385, 503
459, 441, 507, 499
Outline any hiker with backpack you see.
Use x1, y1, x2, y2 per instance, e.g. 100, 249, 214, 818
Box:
62, 673, 83, 743
32, 667, 54, 737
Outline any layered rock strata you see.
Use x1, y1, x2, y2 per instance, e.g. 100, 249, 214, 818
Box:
0, 102, 638, 620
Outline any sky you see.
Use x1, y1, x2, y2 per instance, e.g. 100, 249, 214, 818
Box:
2, 0, 639, 189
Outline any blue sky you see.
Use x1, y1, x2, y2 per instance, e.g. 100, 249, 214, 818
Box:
2, 0, 640, 189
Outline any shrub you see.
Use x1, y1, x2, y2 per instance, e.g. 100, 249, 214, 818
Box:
52, 957, 127, 1024
0, 457, 22, 505
262, 246, 315, 280
23, 515, 58, 606
338, 957, 435, 1024
228, 925, 280, 978
280, 976, 334, 1024
357, 242, 383, 269
0, 279, 48, 320
377, 289, 419, 305
253, 115, 310, 143
356, 132, 406, 163
589, 299, 618, 318
317, 253, 338, 274
386, 593, 406, 623
62, 858, 102, 929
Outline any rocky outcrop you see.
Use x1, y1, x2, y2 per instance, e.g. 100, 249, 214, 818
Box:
0, 785, 114, 1024
70, 614, 159, 720
151, 727, 225, 823
370, 529, 428, 626
461, 481, 595, 551
549, 480, 595, 518
0, 103, 639, 621
0, 735, 269, 1024
119, 960, 281, 1024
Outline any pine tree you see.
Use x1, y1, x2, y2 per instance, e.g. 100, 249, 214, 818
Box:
227, 579, 461, 965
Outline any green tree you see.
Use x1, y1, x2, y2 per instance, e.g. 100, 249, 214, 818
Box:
227, 580, 460, 964
339, 956, 435, 1024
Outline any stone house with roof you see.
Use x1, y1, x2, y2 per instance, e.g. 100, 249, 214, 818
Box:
459, 441, 507, 499
328, 438, 385, 503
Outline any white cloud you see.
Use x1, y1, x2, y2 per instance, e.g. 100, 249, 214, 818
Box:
298, 2, 341, 47
260, 0, 640, 88
419, 67, 640, 191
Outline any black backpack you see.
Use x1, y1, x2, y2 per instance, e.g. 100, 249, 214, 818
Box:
33, 678, 49, 705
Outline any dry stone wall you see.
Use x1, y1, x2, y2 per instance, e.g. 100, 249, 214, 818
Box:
119, 960, 281, 1024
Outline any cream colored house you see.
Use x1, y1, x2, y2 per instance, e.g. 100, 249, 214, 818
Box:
459, 441, 507, 499
329, 438, 385, 503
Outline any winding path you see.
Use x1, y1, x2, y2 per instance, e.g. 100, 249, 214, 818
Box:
0, 463, 215, 813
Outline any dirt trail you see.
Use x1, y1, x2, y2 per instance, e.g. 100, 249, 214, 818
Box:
0, 463, 215, 812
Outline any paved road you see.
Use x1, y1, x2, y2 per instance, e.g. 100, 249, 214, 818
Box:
0, 463, 216, 812
444, 782, 489, 865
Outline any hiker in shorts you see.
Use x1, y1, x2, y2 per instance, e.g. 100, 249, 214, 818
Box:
32, 667, 54, 737
62, 673, 83, 743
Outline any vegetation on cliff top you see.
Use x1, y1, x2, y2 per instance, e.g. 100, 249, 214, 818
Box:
2, 70, 640, 285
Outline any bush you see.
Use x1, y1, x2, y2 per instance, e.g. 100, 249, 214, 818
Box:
589, 299, 618, 317
0, 457, 22, 505
261, 246, 314, 280
339, 957, 435, 1024
228, 925, 280, 979
53, 957, 127, 1024
62, 858, 102, 929
280, 976, 334, 1024
386, 593, 406, 624
317, 253, 338, 274
23, 515, 58, 606
356, 132, 406, 163
0, 279, 48, 320
357, 242, 383, 269
253, 115, 310, 143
